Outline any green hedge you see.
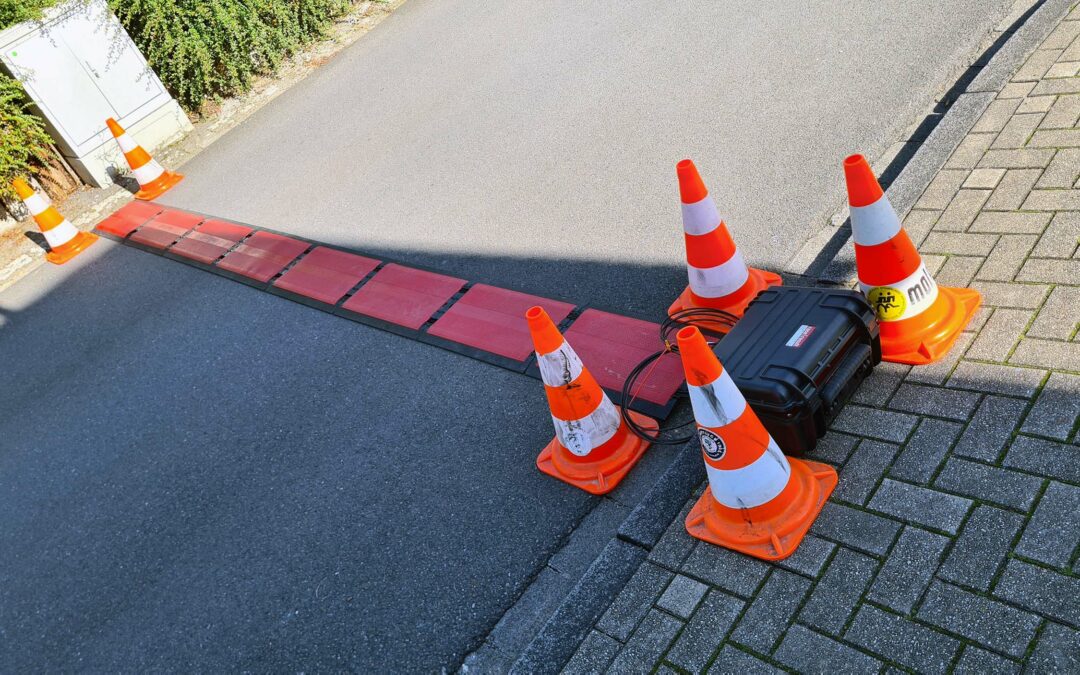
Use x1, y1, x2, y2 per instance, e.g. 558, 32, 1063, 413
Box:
0, 74, 54, 203
111, 0, 353, 111
0, 0, 59, 30
1, 1, 356, 110
1, 0, 356, 201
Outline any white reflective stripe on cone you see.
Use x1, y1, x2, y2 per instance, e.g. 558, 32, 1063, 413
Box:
687, 248, 750, 298
22, 193, 49, 216
115, 133, 138, 153
858, 261, 939, 320
132, 160, 165, 185
705, 437, 791, 508
687, 369, 747, 429
681, 196, 721, 236
849, 195, 902, 246
537, 341, 585, 387
42, 220, 80, 249
551, 396, 621, 457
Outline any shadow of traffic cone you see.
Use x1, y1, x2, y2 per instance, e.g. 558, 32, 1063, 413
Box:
844, 154, 980, 365
527, 306, 657, 494
677, 325, 836, 561
668, 159, 781, 325
106, 118, 183, 200
13, 179, 97, 265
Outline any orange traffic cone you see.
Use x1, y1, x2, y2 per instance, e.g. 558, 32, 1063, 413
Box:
527, 306, 657, 494
106, 118, 183, 200
844, 154, 980, 365
677, 325, 836, 561
668, 159, 781, 324
13, 179, 97, 265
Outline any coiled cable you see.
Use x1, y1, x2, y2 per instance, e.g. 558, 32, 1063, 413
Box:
619, 307, 740, 444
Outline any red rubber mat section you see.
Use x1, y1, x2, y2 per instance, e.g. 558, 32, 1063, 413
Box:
129, 209, 204, 250
273, 247, 381, 305
428, 284, 575, 361
563, 309, 684, 406
216, 231, 309, 282
94, 201, 163, 238
95, 204, 684, 416
341, 264, 466, 329
170, 219, 253, 264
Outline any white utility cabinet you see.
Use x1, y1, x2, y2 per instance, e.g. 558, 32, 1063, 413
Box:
0, 0, 191, 187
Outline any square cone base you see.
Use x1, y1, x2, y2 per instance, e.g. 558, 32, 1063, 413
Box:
134, 171, 184, 201
667, 267, 782, 329
684, 457, 837, 561
536, 410, 657, 495
879, 285, 981, 366
45, 231, 98, 265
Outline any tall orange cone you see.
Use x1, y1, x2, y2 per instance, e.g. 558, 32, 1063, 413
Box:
527, 306, 657, 494
668, 159, 781, 323
13, 179, 97, 265
844, 154, 980, 365
677, 326, 836, 561
106, 118, 183, 200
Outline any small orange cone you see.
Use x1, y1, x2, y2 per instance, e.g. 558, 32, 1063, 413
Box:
677, 325, 836, 561
844, 154, 980, 365
668, 159, 781, 323
106, 118, 183, 200
13, 179, 97, 265
527, 306, 657, 494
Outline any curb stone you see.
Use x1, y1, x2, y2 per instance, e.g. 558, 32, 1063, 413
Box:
507, 539, 647, 675
616, 442, 705, 550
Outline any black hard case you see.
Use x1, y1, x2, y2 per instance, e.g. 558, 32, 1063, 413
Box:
712, 287, 881, 456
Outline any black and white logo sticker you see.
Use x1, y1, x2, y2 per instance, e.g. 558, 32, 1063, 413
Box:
698, 429, 726, 461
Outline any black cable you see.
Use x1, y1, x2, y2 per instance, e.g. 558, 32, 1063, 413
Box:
619, 349, 697, 445
619, 306, 741, 444
660, 307, 740, 342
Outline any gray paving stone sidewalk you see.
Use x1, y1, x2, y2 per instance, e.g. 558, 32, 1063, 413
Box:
564, 6, 1080, 674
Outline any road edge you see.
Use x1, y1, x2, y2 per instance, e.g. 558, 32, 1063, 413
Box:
784, 0, 1074, 285
488, 1, 1074, 672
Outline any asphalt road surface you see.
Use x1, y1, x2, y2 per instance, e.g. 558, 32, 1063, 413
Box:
160, 0, 1017, 315
0, 243, 601, 670
1, 0, 1016, 671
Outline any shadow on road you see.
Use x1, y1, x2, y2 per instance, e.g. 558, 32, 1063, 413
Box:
0, 239, 1069, 671
0, 241, 692, 672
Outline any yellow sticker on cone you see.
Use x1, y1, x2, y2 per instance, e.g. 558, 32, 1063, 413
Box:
868, 286, 907, 321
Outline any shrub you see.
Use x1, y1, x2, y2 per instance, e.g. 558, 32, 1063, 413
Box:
0, 0, 355, 204
110, 0, 352, 111
0, 0, 61, 31
0, 74, 55, 203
